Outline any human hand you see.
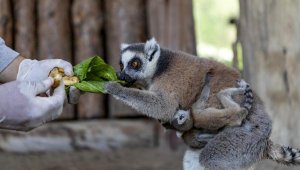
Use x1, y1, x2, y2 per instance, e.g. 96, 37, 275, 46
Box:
17, 59, 80, 104
0, 78, 65, 131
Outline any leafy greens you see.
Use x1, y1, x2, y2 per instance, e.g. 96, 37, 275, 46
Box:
72, 56, 121, 93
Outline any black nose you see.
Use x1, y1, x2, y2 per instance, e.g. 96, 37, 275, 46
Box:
118, 71, 135, 84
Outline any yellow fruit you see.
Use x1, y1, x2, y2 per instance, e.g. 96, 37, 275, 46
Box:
49, 67, 79, 88
63, 76, 79, 86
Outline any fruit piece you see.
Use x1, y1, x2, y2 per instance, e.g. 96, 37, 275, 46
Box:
49, 67, 64, 88
49, 67, 79, 88
63, 76, 79, 86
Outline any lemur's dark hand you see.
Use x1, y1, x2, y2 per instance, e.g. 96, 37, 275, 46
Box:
104, 81, 123, 94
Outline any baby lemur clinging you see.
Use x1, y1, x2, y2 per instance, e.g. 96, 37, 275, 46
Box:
170, 79, 252, 133
104, 38, 300, 169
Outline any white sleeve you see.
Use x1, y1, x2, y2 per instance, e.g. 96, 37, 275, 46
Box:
0, 37, 20, 73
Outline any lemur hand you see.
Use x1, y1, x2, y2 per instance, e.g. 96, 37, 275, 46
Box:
104, 81, 123, 94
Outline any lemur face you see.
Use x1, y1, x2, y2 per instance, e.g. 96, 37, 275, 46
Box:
118, 38, 161, 85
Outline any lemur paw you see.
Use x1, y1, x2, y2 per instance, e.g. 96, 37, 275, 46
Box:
104, 81, 122, 94
236, 79, 248, 89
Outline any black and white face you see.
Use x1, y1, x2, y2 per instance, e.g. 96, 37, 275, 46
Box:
118, 38, 161, 85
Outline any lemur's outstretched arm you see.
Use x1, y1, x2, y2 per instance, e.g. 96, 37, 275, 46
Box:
105, 82, 177, 121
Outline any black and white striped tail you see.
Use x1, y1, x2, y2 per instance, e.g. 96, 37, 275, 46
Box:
237, 79, 253, 111
267, 141, 300, 165
243, 83, 253, 111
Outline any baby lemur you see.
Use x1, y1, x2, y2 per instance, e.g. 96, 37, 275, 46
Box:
170, 79, 252, 133
104, 38, 300, 169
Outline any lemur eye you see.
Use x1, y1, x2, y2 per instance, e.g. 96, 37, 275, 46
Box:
131, 60, 141, 69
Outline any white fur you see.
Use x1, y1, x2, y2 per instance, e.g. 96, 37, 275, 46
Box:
121, 51, 137, 69
121, 43, 130, 50
183, 149, 205, 170
143, 38, 160, 79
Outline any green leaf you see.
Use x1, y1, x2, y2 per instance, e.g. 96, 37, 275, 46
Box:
73, 56, 118, 82
71, 56, 122, 94
74, 81, 106, 93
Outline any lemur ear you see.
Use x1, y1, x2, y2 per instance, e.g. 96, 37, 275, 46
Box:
121, 43, 130, 51
144, 38, 160, 61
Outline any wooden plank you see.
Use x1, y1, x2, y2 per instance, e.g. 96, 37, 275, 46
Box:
105, 0, 147, 117
0, 120, 156, 152
37, 0, 74, 119
0, 0, 13, 47
147, 0, 196, 54
72, 0, 105, 118
13, 0, 36, 59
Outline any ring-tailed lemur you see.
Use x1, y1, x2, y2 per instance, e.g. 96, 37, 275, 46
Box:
104, 38, 300, 169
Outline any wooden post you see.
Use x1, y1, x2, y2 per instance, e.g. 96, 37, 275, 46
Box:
105, 0, 147, 117
37, 0, 74, 119
14, 0, 36, 59
147, 0, 196, 55
72, 0, 105, 118
240, 0, 300, 148
0, 0, 13, 47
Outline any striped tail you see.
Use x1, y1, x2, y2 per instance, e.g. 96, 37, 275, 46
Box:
237, 79, 253, 111
267, 140, 300, 165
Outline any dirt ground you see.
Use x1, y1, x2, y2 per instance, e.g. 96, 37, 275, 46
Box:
0, 148, 298, 170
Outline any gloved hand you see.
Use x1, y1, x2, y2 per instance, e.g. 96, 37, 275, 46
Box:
0, 78, 65, 131
17, 59, 80, 104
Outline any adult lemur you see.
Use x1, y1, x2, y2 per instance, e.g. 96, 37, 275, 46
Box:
104, 38, 300, 169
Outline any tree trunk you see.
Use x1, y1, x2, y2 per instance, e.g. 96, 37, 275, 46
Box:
72, 0, 105, 118
105, 0, 147, 117
240, 0, 300, 149
37, 0, 74, 119
147, 0, 196, 54
0, 0, 13, 47
14, 0, 36, 59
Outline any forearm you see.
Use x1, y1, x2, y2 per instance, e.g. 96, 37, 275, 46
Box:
110, 85, 177, 121
0, 55, 25, 82
0, 37, 24, 83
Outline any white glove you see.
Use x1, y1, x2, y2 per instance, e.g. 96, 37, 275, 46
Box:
0, 78, 65, 131
17, 59, 80, 104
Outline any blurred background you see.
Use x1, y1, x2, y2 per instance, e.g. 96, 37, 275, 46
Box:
0, 0, 300, 169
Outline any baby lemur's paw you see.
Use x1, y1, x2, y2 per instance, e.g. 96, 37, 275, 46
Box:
104, 81, 122, 94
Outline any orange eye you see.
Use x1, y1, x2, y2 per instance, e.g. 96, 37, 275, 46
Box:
131, 60, 140, 69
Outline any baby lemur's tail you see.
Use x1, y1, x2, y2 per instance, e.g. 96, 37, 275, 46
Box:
266, 140, 300, 165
